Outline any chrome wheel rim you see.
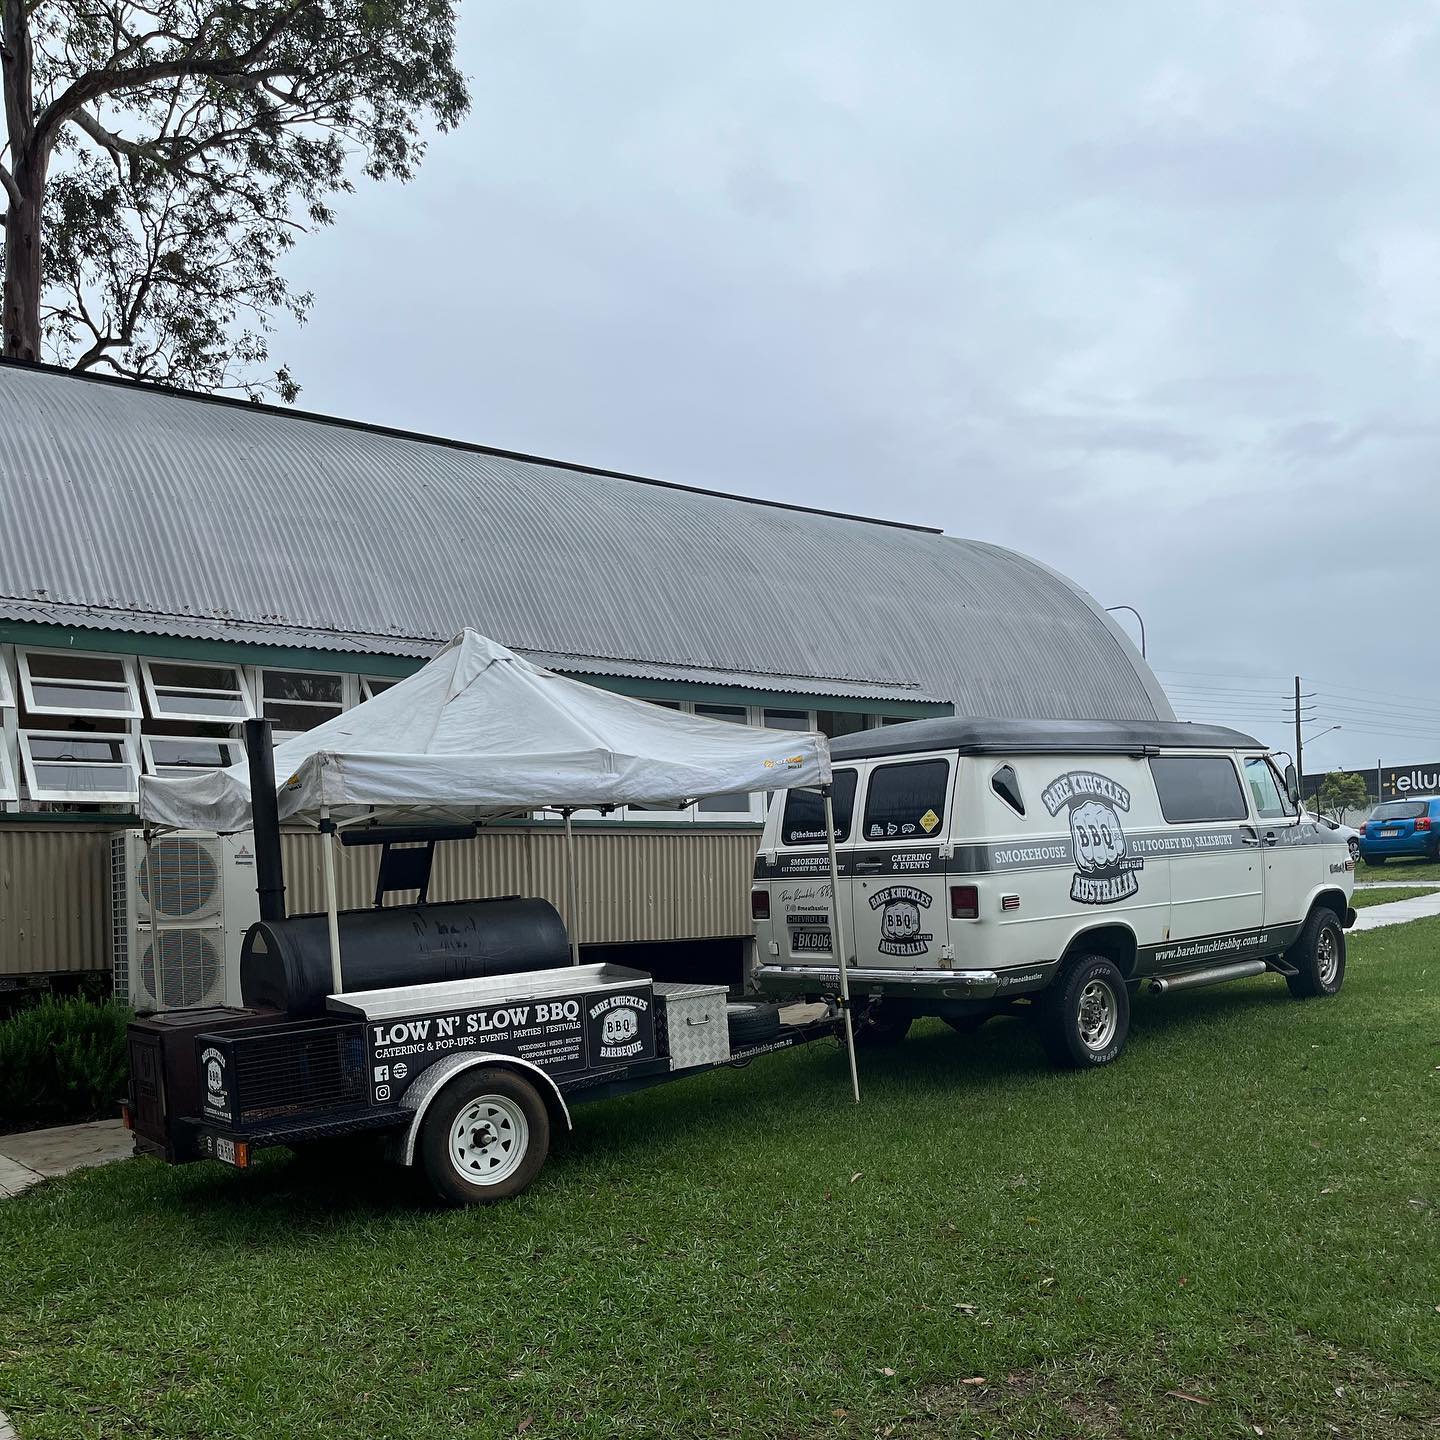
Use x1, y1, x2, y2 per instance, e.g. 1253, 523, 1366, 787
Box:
1317, 927, 1340, 987
449, 1095, 528, 1185
1078, 978, 1118, 1050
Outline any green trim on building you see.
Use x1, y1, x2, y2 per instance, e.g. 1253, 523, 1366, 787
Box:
0, 620, 950, 716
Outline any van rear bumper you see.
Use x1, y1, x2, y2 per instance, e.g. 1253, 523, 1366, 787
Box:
754, 962, 1028, 1001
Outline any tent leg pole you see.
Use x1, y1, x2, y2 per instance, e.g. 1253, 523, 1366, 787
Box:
562, 808, 581, 965
320, 807, 343, 996
823, 791, 860, 1104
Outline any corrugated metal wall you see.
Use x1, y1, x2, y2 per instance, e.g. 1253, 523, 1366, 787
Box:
0, 825, 761, 976
0, 826, 113, 977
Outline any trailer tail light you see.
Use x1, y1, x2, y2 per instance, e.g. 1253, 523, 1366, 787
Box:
1417, 817, 1431, 832
950, 884, 979, 919
751, 889, 770, 920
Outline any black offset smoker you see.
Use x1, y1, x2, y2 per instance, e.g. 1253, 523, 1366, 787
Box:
125, 641, 855, 1205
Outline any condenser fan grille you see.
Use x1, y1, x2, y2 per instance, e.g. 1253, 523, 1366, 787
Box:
138, 838, 220, 918
141, 930, 222, 1009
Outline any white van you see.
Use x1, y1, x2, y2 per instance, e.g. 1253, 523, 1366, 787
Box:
751, 719, 1356, 1068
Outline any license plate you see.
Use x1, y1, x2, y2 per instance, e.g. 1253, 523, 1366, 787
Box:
790, 928, 832, 953
1381, 828, 1401, 837
213, 1136, 240, 1166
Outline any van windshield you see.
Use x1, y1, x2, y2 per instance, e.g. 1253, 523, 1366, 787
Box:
1370, 801, 1427, 821
781, 769, 857, 846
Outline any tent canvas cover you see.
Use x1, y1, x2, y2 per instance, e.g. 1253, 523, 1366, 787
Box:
139, 631, 832, 831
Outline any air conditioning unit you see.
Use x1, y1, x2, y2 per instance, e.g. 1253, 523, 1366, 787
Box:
111, 831, 260, 1012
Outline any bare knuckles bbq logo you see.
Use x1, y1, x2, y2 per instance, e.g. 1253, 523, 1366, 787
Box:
1041, 770, 1144, 906
587, 993, 651, 1061
869, 884, 934, 956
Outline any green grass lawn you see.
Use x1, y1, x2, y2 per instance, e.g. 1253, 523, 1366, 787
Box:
1351, 886, 1438, 910
1356, 857, 1440, 883
1, 922, 1437, 1440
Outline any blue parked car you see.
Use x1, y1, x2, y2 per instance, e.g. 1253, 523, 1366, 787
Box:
1358, 796, 1440, 864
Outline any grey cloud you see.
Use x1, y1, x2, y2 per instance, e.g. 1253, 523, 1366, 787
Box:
268, 0, 1440, 772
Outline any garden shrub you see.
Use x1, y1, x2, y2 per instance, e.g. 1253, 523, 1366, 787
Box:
0, 997, 130, 1129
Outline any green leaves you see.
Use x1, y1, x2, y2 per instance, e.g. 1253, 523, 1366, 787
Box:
5, 0, 470, 397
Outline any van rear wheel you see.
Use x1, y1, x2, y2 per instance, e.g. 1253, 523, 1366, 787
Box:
1038, 954, 1130, 1069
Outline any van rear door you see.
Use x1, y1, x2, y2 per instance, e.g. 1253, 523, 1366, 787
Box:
848, 753, 956, 970
764, 768, 860, 964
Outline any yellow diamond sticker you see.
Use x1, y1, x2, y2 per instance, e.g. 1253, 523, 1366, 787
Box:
919, 808, 940, 834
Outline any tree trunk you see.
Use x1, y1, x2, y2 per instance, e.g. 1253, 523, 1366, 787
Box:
2, 0, 44, 361
2, 162, 45, 362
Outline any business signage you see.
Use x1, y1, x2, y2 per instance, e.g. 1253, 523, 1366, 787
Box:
1380, 762, 1440, 801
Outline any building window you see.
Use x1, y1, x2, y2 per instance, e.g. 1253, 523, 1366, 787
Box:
141, 734, 245, 778
19, 730, 138, 804
17, 649, 141, 719
763, 708, 813, 732
0, 656, 14, 709
140, 658, 254, 723
361, 676, 400, 701
259, 669, 344, 738
0, 736, 15, 803
816, 710, 870, 740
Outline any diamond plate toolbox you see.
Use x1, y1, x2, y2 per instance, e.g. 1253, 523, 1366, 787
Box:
654, 982, 731, 1070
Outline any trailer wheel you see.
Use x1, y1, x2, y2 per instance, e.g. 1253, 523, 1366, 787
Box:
1284, 907, 1346, 999
726, 1002, 782, 1047
419, 1068, 550, 1205
1037, 954, 1129, 1069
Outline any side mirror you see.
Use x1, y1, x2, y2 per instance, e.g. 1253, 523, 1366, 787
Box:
1283, 763, 1300, 806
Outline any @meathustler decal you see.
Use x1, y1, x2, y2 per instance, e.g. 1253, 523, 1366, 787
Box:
869, 884, 934, 956
1041, 770, 1144, 905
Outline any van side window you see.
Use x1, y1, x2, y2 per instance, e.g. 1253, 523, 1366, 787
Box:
1244, 756, 1294, 820
990, 764, 1025, 816
862, 759, 949, 841
1149, 755, 1247, 823
781, 769, 858, 845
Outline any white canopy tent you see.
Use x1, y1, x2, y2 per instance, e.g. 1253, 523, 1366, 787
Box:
139, 631, 861, 1099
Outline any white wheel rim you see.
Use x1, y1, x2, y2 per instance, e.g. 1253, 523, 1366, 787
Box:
1078, 978, 1118, 1051
1317, 927, 1340, 987
449, 1095, 529, 1185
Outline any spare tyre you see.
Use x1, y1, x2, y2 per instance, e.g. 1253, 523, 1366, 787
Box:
727, 1001, 782, 1047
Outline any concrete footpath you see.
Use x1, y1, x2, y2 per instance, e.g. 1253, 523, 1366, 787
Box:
0, 1119, 131, 1199
1351, 889, 1440, 931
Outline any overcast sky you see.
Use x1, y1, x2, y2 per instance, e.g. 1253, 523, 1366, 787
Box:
271, 0, 1440, 779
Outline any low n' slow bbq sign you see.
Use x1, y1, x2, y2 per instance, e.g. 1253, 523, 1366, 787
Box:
366, 981, 656, 1104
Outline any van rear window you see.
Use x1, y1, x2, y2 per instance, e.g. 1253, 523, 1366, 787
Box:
862, 759, 950, 841
781, 769, 858, 845
1370, 800, 1426, 820
1149, 755, 1248, 823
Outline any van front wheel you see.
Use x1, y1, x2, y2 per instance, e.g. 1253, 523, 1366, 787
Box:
1038, 954, 1130, 1069
1285, 908, 1345, 999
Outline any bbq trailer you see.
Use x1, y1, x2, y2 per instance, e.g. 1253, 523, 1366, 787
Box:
125, 632, 859, 1203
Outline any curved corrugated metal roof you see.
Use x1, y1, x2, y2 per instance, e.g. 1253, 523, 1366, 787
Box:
0, 362, 1172, 718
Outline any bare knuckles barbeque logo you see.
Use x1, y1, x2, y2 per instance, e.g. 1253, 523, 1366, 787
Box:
1041, 770, 1144, 906
869, 884, 934, 956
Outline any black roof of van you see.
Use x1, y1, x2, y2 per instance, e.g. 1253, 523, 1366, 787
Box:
828, 717, 1264, 761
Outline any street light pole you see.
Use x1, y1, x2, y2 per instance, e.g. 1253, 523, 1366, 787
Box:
1104, 604, 1146, 658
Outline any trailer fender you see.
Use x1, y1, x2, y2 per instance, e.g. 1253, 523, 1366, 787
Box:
393, 1054, 573, 1167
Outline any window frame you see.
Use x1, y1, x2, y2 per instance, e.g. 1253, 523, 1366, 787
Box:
1244, 755, 1295, 820
17, 647, 142, 720
19, 727, 139, 803
1148, 754, 1249, 825
990, 763, 1025, 817
140, 733, 245, 778
0, 655, 14, 709
0, 736, 15, 802
859, 755, 952, 844
257, 666, 346, 737
138, 656, 255, 724
360, 675, 402, 701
